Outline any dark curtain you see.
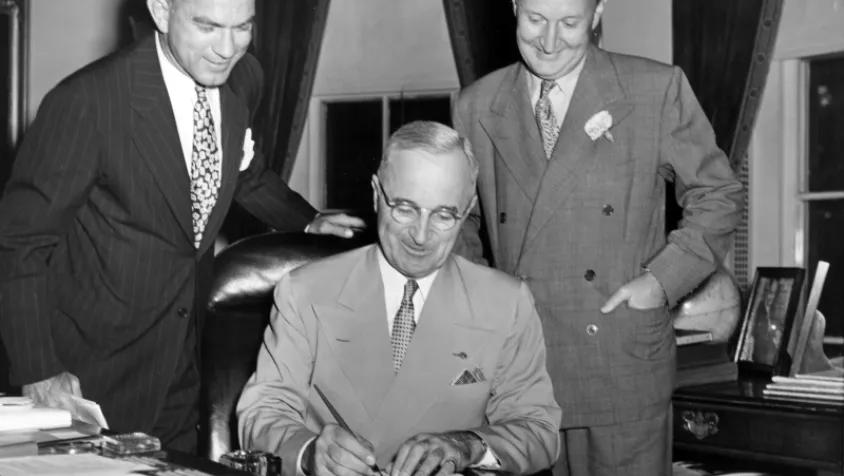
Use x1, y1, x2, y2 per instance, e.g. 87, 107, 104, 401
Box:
442, 0, 520, 87
221, 0, 331, 241
672, 0, 783, 290
673, 0, 782, 169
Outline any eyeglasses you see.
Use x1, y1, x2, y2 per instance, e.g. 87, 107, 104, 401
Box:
374, 177, 472, 231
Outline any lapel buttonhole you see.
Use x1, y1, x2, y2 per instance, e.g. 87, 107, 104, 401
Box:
452, 351, 468, 359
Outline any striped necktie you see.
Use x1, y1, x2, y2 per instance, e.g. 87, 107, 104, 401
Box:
535, 79, 559, 159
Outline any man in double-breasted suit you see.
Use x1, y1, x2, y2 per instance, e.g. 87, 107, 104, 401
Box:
237, 121, 560, 476
0, 0, 361, 451
453, 0, 743, 474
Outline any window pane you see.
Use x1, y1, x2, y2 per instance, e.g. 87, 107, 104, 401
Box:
324, 100, 382, 212
807, 200, 844, 339
388, 96, 451, 133
808, 56, 844, 192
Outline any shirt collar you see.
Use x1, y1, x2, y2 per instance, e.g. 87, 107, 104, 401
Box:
527, 52, 587, 105
376, 247, 439, 303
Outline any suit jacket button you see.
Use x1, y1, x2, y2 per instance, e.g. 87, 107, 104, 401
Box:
586, 324, 599, 336
602, 204, 614, 216
177, 307, 189, 318
584, 269, 596, 281
499, 212, 507, 224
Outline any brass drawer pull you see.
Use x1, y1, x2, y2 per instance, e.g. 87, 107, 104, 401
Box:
681, 410, 720, 440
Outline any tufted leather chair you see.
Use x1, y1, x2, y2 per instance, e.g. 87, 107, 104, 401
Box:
201, 231, 367, 461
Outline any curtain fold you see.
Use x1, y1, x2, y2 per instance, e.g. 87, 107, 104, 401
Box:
442, 0, 520, 88
673, 0, 783, 288
253, 0, 330, 179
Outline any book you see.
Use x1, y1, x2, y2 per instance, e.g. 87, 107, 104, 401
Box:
676, 360, 738, 388
762, 387, 844, 402
675, 329, 713, 346
677, 341, 731, 369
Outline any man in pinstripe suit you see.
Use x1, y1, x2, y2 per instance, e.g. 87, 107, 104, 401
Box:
0, 0, 361, 452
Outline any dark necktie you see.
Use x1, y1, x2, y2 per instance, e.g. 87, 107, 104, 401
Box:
190, 85, 221, 249
391, 279, 419, 372
535, 79, 559, 159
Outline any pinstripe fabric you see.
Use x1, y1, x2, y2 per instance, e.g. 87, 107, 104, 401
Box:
0, 34, 317, 434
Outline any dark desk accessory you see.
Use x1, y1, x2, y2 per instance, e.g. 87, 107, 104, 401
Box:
218, 449, 281, 476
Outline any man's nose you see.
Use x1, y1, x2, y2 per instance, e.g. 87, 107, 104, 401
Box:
214, 29, 237, 59
540, 23, 557, 53
409, 214, 432, 244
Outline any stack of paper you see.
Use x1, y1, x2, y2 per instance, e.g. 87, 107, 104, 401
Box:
764, 368, 844, 403
0, 406, 71, 432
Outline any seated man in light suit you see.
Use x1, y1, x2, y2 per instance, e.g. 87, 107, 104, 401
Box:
237, 120, 561, 476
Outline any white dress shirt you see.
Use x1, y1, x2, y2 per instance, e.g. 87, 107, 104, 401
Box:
527, 54, 586, 131
376, 250, 437, 333
155, 33, 223, 170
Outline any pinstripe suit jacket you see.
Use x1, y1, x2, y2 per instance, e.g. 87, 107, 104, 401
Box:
0, 34, 317, 432
453, 45, 743, 428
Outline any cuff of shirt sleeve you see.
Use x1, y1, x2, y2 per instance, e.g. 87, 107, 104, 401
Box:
468, 431, 500, 470
296, 437, 316, 476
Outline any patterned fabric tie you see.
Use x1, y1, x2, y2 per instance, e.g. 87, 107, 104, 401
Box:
190, 85, 221, 249
391, 279, 419, 372
535, 79, 559, 159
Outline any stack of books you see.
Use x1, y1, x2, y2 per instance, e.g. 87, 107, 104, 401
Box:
675, 330, 738, 387
763, 367, 844, 403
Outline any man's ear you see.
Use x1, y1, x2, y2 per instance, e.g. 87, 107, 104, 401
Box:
592, 0, 606, 31
147, 0, 172, 34
371, 175, 379, 215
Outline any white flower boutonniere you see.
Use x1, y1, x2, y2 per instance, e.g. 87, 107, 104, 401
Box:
240, 128, 255, 171
584, 110, 614, 142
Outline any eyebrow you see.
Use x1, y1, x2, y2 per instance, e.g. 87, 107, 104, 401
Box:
193, 15, 255, 29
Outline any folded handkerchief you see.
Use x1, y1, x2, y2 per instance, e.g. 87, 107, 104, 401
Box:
451, 367, 486, 386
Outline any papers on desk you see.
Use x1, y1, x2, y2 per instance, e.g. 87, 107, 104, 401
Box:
764, 370, 844, 403
0, 398, 71, 432
0, 453, 154, 475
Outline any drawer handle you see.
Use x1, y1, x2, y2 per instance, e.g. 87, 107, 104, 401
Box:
681, 410, 719, 440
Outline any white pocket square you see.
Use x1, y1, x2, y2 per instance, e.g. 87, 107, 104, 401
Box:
240, 128, 255, 171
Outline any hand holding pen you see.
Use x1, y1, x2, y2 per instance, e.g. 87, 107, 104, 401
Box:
305, 385, 383, 476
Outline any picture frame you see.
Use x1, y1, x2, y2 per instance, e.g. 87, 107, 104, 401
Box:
734, 267, 806, 376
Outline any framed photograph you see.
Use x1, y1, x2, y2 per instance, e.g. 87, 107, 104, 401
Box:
734, 267, 805, 375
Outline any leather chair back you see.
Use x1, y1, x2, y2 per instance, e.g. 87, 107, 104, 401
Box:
202, 231, 364, 461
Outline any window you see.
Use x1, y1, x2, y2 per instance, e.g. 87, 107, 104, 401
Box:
802, 55, 844, 344
322, 93, 453, 214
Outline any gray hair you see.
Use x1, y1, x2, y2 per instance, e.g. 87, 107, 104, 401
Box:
377, 121, 479, 187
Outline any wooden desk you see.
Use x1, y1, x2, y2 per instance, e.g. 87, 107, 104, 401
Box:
673, 379, 844, 475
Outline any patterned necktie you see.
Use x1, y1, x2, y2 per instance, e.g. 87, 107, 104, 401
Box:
391, 279, 419, 372
535, 79, 559, 159
190, 86, 221, 249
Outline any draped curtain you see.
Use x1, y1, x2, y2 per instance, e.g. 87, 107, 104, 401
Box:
672, 0, 783, 288
221, 0, 331, 241
442, 0, 519, 87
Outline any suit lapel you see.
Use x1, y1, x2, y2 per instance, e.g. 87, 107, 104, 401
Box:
313, 246, 395, 422
519, 46, 634, 257
479, 64, 547, 202
196, 84, 248, 254
370, 257, 490, 445
129, 36, 193, 244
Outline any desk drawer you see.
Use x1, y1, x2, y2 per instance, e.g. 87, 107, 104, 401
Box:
673, 400, 844, 468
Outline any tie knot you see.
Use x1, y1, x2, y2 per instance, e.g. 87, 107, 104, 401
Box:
402, 279, 419, 302
540, 79, 556, 98
195, 85, 208, 101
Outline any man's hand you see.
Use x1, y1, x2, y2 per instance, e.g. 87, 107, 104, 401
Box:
389, 431, 483, 476
305, 423, 378, 476
305, 213, 366, 239
22, 371, 82, 416
600, 271, 667, 314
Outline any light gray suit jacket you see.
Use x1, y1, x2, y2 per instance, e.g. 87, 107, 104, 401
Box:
453, 45, 743, 428
237, 245, 561, 475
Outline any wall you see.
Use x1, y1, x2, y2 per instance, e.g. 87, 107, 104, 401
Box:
602, 0, 672, 64
27, 0, 125, 121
